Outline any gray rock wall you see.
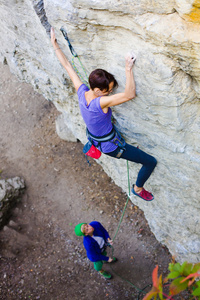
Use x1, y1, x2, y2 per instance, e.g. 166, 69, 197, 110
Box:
0, 177, 25, 229
0, 0, 199, 263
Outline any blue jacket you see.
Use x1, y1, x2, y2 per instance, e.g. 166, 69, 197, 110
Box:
83, 221, 110, 262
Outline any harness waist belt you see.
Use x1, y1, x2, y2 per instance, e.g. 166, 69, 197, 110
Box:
86, 127, 116, 143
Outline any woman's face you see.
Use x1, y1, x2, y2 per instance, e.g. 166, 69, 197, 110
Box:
99, 81, 114, 96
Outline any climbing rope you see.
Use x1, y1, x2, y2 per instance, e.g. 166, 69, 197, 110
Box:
60, 27, 89, 87
112, 160, 130, 242
109, 161, 152, 299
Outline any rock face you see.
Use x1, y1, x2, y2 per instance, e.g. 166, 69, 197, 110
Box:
0, 0, 199, 263
0, 177, 25, 229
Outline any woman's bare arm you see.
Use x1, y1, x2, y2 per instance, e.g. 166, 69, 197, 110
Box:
51, 28, 83, 91
100, 54, 136, 108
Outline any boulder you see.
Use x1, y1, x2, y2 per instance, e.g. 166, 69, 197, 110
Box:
0, 177, 25, 229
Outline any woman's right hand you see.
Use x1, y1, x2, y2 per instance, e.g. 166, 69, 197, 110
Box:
108, 257, 113, 263
50, 27, 83, 91
125, 52, 136, 70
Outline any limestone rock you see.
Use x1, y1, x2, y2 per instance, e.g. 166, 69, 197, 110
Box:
175, 0, 200, 23
0, 177, 25, 229
56, 114, 77, 142
0, 0, 199, 263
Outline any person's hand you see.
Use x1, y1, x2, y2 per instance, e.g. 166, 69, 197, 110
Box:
108, 257, 113, 263
51, 27, 57, 45
125, 52, 136, 70
107, 238, 113, 246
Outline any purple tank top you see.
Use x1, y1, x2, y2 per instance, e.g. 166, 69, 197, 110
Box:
77, 84, 118, 153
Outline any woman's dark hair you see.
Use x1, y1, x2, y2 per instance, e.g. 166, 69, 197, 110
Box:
89, 69, 118, 91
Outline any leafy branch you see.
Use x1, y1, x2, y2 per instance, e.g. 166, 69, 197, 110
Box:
143, 262, 200, 300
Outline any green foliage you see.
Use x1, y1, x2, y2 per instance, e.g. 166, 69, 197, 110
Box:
169, 276, 188, 295
143, 262, 200, 300
193, 281, 200, 297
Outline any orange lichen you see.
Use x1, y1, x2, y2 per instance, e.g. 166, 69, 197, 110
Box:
193, 0, 200, 8
183, 7, 200, 23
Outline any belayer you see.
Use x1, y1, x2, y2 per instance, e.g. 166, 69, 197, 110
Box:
74, 221, 117, 279
51, 28, 157, 201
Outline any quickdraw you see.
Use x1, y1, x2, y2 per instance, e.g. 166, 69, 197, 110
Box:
60, 27, 89, 87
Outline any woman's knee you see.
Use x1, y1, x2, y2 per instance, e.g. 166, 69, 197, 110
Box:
151, 156, 157, 169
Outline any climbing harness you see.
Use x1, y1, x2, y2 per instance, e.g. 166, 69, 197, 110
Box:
60, 27, 89, 87
86, 127, 116, 144
85, 125, 126, 159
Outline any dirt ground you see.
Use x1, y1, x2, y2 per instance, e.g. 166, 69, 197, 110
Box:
0, 62, 173, 300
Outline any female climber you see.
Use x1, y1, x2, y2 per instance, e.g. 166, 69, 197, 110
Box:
51, 27, 157, 201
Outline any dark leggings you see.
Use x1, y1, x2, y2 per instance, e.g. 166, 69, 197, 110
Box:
105, 143, 157, 187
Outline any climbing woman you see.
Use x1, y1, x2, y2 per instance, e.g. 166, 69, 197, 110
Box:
51, 27, 157, 201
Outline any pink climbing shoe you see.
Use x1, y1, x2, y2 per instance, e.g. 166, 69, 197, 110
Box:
132, 185, 154, 201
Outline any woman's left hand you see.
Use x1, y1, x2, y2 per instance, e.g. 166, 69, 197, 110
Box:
107, 238, 113, 245
125, 52, 136, 71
